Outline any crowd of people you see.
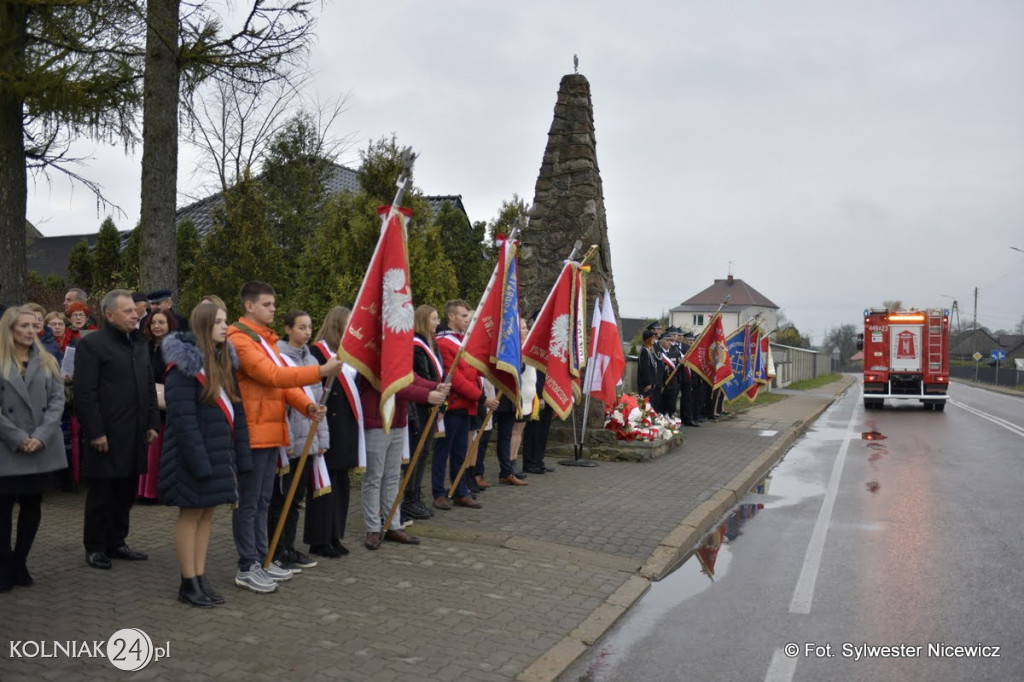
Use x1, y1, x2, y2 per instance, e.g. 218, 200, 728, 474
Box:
637, 321, 725, 426
0, 283, 561, 606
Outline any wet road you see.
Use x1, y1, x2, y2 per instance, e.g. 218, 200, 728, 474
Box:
561, 382, 1024, 682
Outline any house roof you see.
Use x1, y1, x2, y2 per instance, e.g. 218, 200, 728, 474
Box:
28, 163, 470, 279
669, 275, 778, 312
998, 334, 1024, 351
26, 233, 95, 280
620, 317, 650, 343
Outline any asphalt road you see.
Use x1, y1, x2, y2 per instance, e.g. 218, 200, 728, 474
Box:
561, 382, 1024, 682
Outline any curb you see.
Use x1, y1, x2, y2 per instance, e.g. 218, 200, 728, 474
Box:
518, 376, 856, 682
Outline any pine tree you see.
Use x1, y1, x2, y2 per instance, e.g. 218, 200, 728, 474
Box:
175, 220, 203, 314
92, 217, 123, 293
121, 225, 142, 291
194, 170, 284, 319
66, 239, 94, 291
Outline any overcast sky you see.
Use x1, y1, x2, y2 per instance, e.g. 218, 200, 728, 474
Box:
28, 1, 1024, 343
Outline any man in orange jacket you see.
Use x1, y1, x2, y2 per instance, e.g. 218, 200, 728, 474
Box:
227, 282, 341, 594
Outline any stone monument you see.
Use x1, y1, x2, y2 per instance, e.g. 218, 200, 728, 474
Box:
519, 72, 619, 328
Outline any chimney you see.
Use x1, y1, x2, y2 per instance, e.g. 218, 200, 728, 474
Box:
727, 274, 734, 284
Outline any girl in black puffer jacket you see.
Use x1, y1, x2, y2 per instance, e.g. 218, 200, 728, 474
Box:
159, 303, 252, 607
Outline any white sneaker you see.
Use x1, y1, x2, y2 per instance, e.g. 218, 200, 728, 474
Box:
235, 563, 278, 593
264, 560, 294, 582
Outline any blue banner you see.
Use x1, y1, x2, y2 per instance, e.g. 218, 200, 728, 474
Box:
721, 326, 752, 402
493, 249, 522, 390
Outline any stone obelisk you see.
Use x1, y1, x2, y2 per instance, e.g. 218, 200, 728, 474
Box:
519, 73, 619, 325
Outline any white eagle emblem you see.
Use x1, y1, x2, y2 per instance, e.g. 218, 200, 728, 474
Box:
382, 268, 414, 333
710, 340, 728, 370
549, 314, 570, 360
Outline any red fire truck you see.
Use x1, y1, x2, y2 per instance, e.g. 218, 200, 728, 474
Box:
857, 307, 950, 410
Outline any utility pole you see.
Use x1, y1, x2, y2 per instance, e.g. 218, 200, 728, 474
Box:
972, 286, 978, 330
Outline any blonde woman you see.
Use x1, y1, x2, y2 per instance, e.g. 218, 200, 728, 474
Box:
0, 307, 67, 591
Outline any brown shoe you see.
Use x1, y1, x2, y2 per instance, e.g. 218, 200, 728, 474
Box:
364, 532, 381, 550
384, 529, 421, 545
499, 475, 529, 486
474, 475, 490, 489
453, 495, 482, 509
433, 496, 452, 510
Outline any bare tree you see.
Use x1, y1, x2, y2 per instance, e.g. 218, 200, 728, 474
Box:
182, 72, 352, 198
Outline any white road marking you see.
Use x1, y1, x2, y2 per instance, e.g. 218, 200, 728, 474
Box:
765, 647, 799, 682
788, 398, 860, 615
949, 399, 1024, 438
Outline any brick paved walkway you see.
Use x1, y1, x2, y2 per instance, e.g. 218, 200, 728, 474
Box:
0, 376, 856, 681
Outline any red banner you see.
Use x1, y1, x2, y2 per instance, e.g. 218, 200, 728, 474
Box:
583, 289, 625, 407
522, 263, 577, 419
684, 313, 734, 390
338, 206, 415, 432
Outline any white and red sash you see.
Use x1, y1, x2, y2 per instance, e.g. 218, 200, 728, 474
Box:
195, 370, 236, 433
247, 334, 294, 473
315, 340, 367, 469
413, 337, 445, 434
311, 454, 332, 497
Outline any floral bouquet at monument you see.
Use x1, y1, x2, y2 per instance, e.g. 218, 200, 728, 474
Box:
604, 393, 680, 441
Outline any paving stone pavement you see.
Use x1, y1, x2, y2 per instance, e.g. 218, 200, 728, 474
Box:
0, 376, 856, 681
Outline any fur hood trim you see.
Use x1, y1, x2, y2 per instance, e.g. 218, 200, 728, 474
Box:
161, 332, 238, 378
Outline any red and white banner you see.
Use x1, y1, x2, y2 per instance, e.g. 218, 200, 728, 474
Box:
338, 205, 416, 433
522, 261, 580, 419
582, 290, 625, 407
684, 313, 734, 390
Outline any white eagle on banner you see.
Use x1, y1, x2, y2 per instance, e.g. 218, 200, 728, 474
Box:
382, 268, 415, 333
549, 313, 570, 360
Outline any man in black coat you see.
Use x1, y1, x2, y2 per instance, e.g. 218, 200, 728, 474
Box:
148, 289, 189, 332
637, 329, 661, 403
74, 289, 160, 569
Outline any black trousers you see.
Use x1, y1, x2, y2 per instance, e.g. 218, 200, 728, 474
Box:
267, 462, 309, 555
404, 421, 436, 502
83, 477, 136, 553
0, 494, 43, 563
679, 377, 696, 423
523, 405, 554, 469
304, 468, 351, 545
660, 389, 679, 417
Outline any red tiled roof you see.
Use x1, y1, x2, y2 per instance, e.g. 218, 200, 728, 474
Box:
671, 276, 777, 310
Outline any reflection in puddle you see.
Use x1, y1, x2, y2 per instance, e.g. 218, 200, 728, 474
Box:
865, 481, 880, 494
573, 491, 768, 682
861, 430, 887, 441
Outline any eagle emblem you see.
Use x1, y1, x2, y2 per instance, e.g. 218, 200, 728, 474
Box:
382, 268, 414, 333
549, 314, 570, 360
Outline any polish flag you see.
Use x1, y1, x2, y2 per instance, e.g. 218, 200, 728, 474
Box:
582, 290, 625, 407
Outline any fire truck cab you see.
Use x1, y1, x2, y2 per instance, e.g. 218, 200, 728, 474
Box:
856, 307, 950, 411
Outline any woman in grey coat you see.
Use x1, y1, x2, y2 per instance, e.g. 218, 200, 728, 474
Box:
0, 307, 67, 592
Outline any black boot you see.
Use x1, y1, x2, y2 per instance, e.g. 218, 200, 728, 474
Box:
178, 576, 216, 608
11, 559, 32, 587
196, 574, 225, 605
0, 556, 12, 593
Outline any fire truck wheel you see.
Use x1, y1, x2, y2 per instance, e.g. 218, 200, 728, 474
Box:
934, 402, 945, 412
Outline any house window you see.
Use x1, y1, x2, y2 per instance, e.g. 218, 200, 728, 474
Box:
692, 314, 704, 327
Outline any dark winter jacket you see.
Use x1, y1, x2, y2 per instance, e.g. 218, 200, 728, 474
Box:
158, 333, 252, 508
74, 323, 160, 478
409, 334, 442, 434
310, 344, 360, 470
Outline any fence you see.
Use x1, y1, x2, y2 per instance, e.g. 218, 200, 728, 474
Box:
622, 343, 828, 392
950, 365, 1024, 389
769, 343, 830, 388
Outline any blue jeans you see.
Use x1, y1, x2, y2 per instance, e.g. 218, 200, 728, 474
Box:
431, 412, 470, 499
232, 447, 278, 570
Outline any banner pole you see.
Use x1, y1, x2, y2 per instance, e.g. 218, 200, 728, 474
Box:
559, 247, 600, 468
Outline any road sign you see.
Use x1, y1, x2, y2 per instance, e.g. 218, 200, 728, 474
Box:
972, 351, 983, 361
990, 350, 1006, 361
